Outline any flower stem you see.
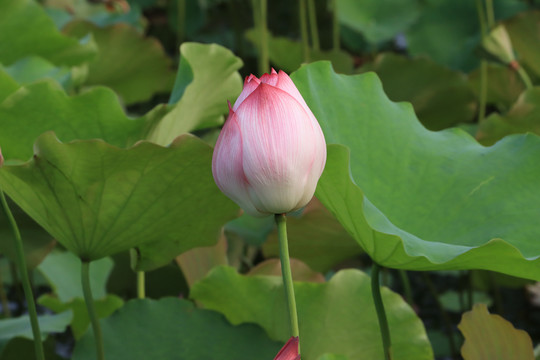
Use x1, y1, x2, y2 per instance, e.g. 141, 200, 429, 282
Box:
516, 65, 533, 89
307, 0, 320, 52
475, 0, 488, 123
252, 0, 269, 75
137, 271, 145, 299
371, 262, 392, 360
398, 269, 413, 306
275, 214, 300, 354
176, 0, 186, 46
81, 260, 106, 360
298, 0, 310, 62
0, 190, 44, 360
331, 0, 340, 51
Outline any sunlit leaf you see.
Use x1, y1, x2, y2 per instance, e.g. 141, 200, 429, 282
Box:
191, 266, 433, 360
458, 303, 534, 360
0, 80, 145, 161
292, 62, 540, 280
246, 259, 325, 283
72, 298, 283, 360
63, 20, 175, 104
147, 42, 243, 145
0, 69, 19, 103
0, 133, 237, 268
0, 0, 97, 66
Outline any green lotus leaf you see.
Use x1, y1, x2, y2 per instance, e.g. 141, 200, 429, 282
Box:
0, 132, 237, 267
2, 56, 78, 90
191, 266, 433, 360
0, 80, 147, 161
336, 0, 421, 44
476, 87, 540, 146
63, 21, 175, 105
291, 62, 540, 280
0, 0, 97, 66
0, 68, 19, 103
72, 298, 283, 360
0, 311, 72, 341
147, 42, 243, 146
359, 53, 477, 130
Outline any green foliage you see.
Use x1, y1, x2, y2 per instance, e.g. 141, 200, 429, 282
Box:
63, 21, 175, 105
191, 266, 433, 360
292, 62, 540, 280
0, 133, 237, 268
72, 298, 283, 360
0, 311, 72, 342
147, 42, 243, 145
0, 0, 97, 66
359, 53, 477, 130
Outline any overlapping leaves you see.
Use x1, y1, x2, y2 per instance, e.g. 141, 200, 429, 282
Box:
0, 133, 237, 269
292, 62, 540, 280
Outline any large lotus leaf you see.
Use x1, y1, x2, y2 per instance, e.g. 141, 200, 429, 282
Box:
191, 266, 433, 360
405, 0, 526, 71
359, 53, 476, 130
0, 311, 72, 341
146, 42, 243, 146
468, 63, 525, 112
245, 29, 354, 74
0, 0, 97, 66
336, 0, 421, 44
0, 80, 146, 161
291, 62, 540, 280
476, 87, 540, 146
505, 11, 540, 79
72, 298, 283, 360
262, 199, 362, 273
63, 21, 175, 105
0, 133, 238, 267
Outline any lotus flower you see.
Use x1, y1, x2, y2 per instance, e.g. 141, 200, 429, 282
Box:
212, 69, 326, 217
274, 337, 300, 360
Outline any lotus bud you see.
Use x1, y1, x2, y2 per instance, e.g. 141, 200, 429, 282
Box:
0, 147, 3, 168
212, 69, 326, 217
274, 337, 300, 360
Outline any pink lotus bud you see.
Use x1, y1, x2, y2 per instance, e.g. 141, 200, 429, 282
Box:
274, 337, 300, 360
212, 69, 326, 217
0, 147, 3, 168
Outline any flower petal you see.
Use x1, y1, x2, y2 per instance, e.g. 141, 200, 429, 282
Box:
274, 337, 300, 360
236, 83, 323, 214
233, 75, 261, 111
212, 112, 263, 216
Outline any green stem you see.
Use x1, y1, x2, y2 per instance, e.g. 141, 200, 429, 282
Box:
371, 263, 392, 360
476, 0, 488, 123
478, 61, 488, 123
81, 261, 106, 360
423, 272, 458, 359
485, 0, 495, 29
252, 0, 269, 75
307, 0, 320, 51
299, 0, 310, 62
0, 263, 11, 317
398, 269, 413, 307
516, 65, 533, 89
137, 271, 145, 299
176, 0, 186, 46
0, 191, 44, 360
275, 214, 300, 354
331, 0, 340, 51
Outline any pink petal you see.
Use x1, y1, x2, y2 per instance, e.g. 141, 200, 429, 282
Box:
235, 83, 323, 214
212, 112, 263, 216
274, 337, 300, 360
233, 75, 262, 111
